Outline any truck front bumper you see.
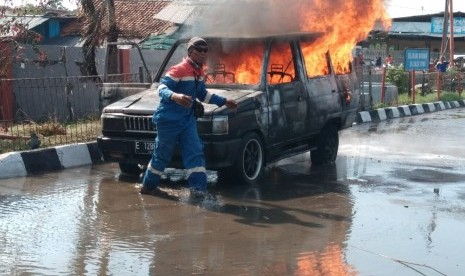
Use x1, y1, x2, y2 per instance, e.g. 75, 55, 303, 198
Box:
97, 136, 242, 170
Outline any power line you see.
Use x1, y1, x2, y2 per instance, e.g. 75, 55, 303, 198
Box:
385, 4, 441, 14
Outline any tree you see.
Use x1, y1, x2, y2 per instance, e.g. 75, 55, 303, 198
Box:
106, 0, 118, 76
45, 0, 66, 10
80, 0, 104, 78
0, 0, 71, 76
80, 0, 119, 79
1, 0, 119, 79
1, 10, 46, 77
15, 4, 45, 15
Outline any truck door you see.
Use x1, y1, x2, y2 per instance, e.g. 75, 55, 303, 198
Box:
266, 40, 308, 145
299, 41, 341, 133
335, 73, 358, 128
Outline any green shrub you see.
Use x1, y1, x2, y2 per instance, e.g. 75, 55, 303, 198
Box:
440, 92, 464, 102
386, 65, 409, 94
396, 91, 463, 105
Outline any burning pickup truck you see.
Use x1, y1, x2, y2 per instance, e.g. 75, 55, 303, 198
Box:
97, 32, 360, 185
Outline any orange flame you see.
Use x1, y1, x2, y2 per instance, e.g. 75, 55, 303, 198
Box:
298, 0, 391, 74
205, 0, 391, 83
207, 43, 265, 84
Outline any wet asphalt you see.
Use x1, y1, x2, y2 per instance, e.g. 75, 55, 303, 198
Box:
1, 108, 465, 276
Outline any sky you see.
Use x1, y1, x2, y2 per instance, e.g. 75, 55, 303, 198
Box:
2, 0, 76, 9
4, 0, 465, 19
386, 0, 465, 18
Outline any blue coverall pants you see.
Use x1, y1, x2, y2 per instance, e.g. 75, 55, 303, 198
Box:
142, 116, 207, 191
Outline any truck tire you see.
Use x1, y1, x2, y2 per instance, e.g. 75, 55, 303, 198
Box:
219, 132, 264, 185
119, 162, 142, 176
311, 125, 339, 166
237, 132, 265, 185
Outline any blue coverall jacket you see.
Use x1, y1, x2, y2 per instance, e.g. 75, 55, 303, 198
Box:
142, 58, 227, 191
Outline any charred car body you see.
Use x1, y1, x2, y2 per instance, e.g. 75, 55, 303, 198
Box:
97, 32, 361, 185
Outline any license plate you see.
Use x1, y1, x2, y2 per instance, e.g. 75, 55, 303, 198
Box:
135, 141, 154, 154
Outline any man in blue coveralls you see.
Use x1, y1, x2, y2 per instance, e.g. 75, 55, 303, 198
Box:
435, 57, 449, 73
140, 37, 238, 199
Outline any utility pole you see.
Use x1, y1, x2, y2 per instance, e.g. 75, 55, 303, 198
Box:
449, 0, 455, 67
437, 0, 450, 101
440, 0, 449, 60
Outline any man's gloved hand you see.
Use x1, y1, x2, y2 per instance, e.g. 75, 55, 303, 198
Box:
225, 99, 238, 111
171, 93, 193, 108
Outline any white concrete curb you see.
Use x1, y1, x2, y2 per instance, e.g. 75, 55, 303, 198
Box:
356, 100, 465, 124
56, 143, 93, 169
0, 142, 102, 179
0, 152, 27, 179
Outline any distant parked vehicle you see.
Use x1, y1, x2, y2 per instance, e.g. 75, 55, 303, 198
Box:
362, 58, 377, 67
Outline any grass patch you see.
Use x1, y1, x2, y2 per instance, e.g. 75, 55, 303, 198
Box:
0, 118, 101, 154
396, 91, 464, 106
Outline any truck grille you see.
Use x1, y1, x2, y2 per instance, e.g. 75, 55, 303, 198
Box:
124, 116, 155, 131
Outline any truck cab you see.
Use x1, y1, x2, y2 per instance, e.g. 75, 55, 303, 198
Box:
97, 32, 361, 185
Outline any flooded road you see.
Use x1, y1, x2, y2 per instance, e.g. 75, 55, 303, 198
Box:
1, 108, 465, 275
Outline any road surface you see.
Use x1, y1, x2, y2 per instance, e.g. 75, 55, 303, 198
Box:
1, 108, 464, 275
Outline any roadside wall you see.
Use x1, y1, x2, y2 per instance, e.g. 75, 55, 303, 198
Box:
5, 45, 167, 122
11, 45, 167, 79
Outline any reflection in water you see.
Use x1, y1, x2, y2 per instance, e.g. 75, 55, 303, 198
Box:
198, 158, 357, 275
0, 157, 357, 275
295, 244, 356, 276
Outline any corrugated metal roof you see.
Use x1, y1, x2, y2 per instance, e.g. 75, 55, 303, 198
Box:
5, 16, 49, 28
387, 22, 465, 38
20, 17, 49, 29
370, 21, 465, 38
389, 22, 431, 33
388, 33, 465, 38
0, 16, 49, 37
139, 25, 180, 49
154, 2, 196, 24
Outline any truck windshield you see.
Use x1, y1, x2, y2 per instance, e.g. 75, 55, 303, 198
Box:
162, 40, 265, 85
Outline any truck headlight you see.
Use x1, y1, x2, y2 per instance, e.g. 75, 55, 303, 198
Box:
212, 116, 228, 135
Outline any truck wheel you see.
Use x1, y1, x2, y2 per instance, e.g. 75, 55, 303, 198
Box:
311, 125, 339, 166
119, 162, 142, 176
237, 132, 264, 185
